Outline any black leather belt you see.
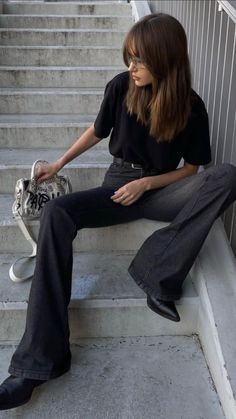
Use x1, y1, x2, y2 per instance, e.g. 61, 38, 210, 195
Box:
113, 157, 143, 170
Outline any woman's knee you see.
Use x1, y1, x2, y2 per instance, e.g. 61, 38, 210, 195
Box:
205, 163, 236, 188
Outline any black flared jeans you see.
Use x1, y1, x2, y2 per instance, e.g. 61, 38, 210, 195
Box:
8, 162, 236, 380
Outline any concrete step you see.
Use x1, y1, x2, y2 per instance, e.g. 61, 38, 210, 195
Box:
0, 114, 109, 149
0, 337, 225, 419
0, 15, 133, 30
0, 28, 127, 46
0, 194, 167, 253
0, 46, 123, 66
3, 1, 131, 16
0, 251, 198, 340
0, 66, 125, 88
0, 87, 104, 114
0, 147, 112, 193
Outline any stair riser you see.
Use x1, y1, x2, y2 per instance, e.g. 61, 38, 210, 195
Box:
0, 220, 164, 253
0, 166, 111, 194
0, 47, 123, 66
0, 68, 124, 88
0, 127, 109, 149
0, 30, 126, 46
0, 16, 133, 30
0, 304, 198, 342
3, 2, 131, 16
0, 92, 103, 114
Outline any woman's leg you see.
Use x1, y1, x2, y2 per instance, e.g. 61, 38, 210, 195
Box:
129, 163, 236, 301
8, 186, 143, 380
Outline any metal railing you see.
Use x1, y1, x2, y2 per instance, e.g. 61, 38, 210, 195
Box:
148, 0, 236, 255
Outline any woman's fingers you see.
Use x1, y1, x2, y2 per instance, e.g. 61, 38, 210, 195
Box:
35, 165, 48, 178
112, 192, 133, 203
36, 172, 49, 184
111, 191, 139, 205
111, 180, 146, 205
112, 193, 129, 203
111, 189, 124, 198
120, 198, 134, 206
111, 186, 131, 200
35, 163, 57, 183
37, 174, 49, 183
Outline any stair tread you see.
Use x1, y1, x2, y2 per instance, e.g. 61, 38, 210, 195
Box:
0, 28, 127, 32
3, 1, 129, 3
0, 148, 111, 167
1, 14, 131, 17
0, 251, 197, 306
0, 87, 103, 93
0, 45, 121, 49
0, 114, 96, 125
0, 335, 225, 419
0, 65, 124, 70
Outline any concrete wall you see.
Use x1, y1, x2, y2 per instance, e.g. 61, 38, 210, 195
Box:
148, 0, 236, 256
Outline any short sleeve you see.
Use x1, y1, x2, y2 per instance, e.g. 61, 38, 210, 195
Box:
93, 78, 117, 139
182, 102, 212, 166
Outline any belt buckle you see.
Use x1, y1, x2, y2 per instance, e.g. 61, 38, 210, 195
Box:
131, 163, 141, 169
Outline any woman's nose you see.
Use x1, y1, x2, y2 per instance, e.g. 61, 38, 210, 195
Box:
128, 62, 136, 72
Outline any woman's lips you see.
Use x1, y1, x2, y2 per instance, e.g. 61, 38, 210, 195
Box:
132, 75, 140, 80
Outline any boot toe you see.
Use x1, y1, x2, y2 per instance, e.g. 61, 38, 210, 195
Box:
0, 376, 44, 410
147, 295, 180, 322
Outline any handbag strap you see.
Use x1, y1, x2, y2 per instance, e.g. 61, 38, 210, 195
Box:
9, 215, 37, 283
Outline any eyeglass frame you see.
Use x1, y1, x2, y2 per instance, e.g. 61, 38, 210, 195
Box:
127, 55, 147, 69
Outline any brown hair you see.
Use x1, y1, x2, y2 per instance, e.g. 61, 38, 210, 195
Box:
123, 13, 191, 142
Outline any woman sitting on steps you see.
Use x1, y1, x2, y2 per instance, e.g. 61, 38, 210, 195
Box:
1, 12, 236, 411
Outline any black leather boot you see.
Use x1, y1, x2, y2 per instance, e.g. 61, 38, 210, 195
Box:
147, 295, 180, 322
0, 375, 46, 410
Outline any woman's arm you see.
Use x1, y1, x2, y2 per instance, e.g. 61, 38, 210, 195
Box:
36, 124, 101, 182
111, 161, 199, 206
140, 161, 199, 191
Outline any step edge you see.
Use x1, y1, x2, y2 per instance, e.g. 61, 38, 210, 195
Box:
0, 28, 128, 33
0, 66, 124, 70
0, 14, 132, 17
0, 296, 199, 311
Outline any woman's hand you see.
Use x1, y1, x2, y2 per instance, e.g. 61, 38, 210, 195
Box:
111, 179, 147, 206
35, 161, 61, 184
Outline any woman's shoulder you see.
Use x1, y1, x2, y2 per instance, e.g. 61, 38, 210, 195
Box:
105, 71, 129, 92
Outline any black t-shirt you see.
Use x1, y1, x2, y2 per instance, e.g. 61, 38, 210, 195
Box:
94, 71, 211, 173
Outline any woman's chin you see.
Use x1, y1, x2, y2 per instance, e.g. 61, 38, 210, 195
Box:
133, 79, 145, 86
134, 79, 151, 87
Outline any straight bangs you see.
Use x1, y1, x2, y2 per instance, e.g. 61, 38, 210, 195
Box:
123, 25, 147, 68
122, 13, 192, 142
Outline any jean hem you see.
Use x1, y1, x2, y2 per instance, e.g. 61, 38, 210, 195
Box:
128, 265, 182, 302
8, 362, 71, 381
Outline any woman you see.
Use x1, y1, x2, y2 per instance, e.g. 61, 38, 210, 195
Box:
1, 13, 236, 410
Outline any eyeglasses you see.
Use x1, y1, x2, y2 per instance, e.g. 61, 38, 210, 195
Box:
127, 55, 146, 69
